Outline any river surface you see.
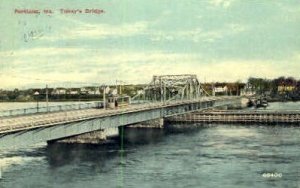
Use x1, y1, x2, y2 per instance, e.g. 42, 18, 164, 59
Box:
0, 102, 299, 188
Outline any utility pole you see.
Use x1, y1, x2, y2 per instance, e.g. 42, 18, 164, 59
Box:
103, 86, 106, 110
116, 80, 118, 95
34, 91, 40, 113
46, 84, 49, 112
163, 82, 166, 104
116, 80, 125, 95
160, 78, 163, 103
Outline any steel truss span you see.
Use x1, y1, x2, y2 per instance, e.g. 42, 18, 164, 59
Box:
133, 74, 208, 102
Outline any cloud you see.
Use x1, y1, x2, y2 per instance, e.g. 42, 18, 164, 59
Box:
1, 46, 299, 89
69, 22, 148, 38
42, 20, 149, 41
150, 23, 247, 43
209, 0, 235, 8
275, 2, 300, 13
40, 12, 246, 45
0, 47, 84, 58
0, 49, 200, 88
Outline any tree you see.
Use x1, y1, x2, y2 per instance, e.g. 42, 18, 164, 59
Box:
7, 88, 20, 101
247, 77, 270, 94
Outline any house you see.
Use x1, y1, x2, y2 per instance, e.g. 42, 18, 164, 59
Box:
214, 85, 228, 93
213, 83, 228, 96
94, 89, 101, 95
80, 88, 89, 94
51, 88, 66, 95
67, 88, 80, 95
278, 85, 296, 93
80, 87, 99, 95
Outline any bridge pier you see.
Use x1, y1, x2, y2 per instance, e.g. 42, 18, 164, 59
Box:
126, 118, 164, 129
48, 118, 165, 145
47, 118, 165, 146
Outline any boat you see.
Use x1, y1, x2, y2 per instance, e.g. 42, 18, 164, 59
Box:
255, 98, 268, 108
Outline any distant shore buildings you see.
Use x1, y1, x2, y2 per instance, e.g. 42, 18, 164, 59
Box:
0, 76, 299, 102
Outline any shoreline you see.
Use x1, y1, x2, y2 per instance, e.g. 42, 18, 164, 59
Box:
1, 98, 300, 103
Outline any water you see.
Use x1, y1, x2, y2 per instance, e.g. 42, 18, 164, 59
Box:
0, 102, 300, 188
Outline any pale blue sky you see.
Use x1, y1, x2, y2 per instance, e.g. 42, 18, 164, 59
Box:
0, 0, 300, 89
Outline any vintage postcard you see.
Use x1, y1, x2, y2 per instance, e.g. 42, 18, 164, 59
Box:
0, 0, 299, 188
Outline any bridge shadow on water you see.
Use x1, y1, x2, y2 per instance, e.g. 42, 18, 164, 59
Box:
46, 141, 120, 168
42, 124, 218, 184
44, 125, 205, 170
45, 127, 173, 169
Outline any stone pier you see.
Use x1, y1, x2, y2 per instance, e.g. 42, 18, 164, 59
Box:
48, 118, 164, 145
126, 118, 164, 129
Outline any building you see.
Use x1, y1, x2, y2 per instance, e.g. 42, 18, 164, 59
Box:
278, 85, 296, 93
80, 87, 100, 95
67, 88, 80, 95
51, 88, 67, 95
240, 83, 256, 96
213, 83, 228, 96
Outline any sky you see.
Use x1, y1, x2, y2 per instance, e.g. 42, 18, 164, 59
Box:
0, 0, 300, 89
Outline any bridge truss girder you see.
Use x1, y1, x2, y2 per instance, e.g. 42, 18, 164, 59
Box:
133, 74, 208, 102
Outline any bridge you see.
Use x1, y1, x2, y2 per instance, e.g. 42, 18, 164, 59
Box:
167, 109, 300, 124
0, 75, 243, 149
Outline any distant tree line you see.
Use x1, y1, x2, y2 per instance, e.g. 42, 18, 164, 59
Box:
247, 76, 300, 101
1, 77, 299, 102
0, 85, 145, 102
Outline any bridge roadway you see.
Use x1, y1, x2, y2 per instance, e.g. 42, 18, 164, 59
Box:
0, 96, 241, 149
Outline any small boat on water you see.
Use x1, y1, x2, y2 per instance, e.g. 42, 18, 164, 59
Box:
255, 98, 268, 108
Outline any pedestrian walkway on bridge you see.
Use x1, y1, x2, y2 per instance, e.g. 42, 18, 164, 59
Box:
0, 97, 237, 134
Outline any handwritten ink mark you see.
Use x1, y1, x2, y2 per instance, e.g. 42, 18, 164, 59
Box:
23, 30, 44, 42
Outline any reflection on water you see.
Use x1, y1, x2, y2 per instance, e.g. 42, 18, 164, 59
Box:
123, 128, 165, 145
214, 126, 257, 138
266, 101, 300, 110
46, 143, 120, 168
0, 102, 300, 187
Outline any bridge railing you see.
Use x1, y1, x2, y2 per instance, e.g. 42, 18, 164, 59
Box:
0, 101, 103, 118
0, 96, 205, 119
0, 96, 241, 133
